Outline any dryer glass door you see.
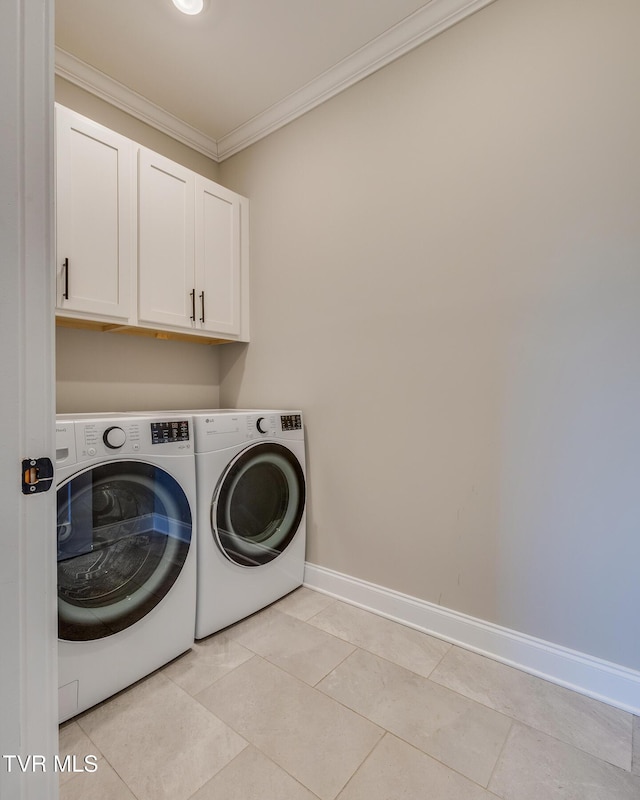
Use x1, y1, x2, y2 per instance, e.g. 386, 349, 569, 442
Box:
213, 442, 305, 567
57, 461, 192, 641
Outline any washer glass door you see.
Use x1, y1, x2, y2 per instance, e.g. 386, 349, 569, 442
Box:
57, 461, 192, 641
213, 442, 305, 567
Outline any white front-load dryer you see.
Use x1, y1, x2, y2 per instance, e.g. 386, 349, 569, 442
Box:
55, 413, 197, 722
190, 410, 307, 638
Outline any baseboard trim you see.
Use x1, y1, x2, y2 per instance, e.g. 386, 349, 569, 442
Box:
303, 562, 640, 715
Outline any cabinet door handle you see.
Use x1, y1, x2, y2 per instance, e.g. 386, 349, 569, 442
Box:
63, 258, 69, 300
190, 289, 196, 322
199, 291, 205, 324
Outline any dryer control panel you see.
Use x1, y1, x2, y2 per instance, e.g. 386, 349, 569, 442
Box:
192, 410, 304, 452
250, 413, 303, 439
280, 414, 302, 432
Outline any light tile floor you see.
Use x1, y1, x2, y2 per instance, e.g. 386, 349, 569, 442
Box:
60, 587, 640, 800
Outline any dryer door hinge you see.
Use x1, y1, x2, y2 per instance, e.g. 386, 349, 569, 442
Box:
22, 457, 54, 494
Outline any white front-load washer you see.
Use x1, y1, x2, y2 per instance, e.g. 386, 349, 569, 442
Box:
55, 413, 197, 722
185, 410, 307, 639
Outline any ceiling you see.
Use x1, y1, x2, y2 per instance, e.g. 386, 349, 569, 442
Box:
55, 0, 495, 161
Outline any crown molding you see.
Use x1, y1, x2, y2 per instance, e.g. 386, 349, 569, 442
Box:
55, 0, 496, 162
217, 0, 497, 159
55, 48, 220, 160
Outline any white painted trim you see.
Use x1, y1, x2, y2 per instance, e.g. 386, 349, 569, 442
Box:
55, 49, 220, 161
1, 0, 58, 797
217, 0, 497, 159
303, 562, 640, 715
55, 0, 497, 161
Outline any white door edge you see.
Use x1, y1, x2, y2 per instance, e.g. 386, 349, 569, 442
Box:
0, 1, 58, 798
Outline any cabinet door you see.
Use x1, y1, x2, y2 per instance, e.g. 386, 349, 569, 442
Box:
195, 176, 242, 336
138, 148, 195, 329
55, 106, 133, 319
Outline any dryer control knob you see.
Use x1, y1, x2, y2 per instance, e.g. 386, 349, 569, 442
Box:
256, 417, 267, 434
103, 426, 126, 449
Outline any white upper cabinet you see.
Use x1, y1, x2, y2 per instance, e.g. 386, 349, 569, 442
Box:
54, 105, 249, 343
137, 149, 245, 338
55, 105, 134, 321
196, 176, 242, 336
138, 148, 196, 330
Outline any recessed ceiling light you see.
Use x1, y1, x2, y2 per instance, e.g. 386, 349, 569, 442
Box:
172, 0, 204, 15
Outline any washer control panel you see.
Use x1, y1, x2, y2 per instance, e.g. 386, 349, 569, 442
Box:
56, 416, 192, 463
79, 421, 142, 457
150, 420, 190, 445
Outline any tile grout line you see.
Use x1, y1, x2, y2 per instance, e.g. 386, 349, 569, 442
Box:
426, 664, 636, 773
310, 645, 358, 688
286, 593, 340, 625
317, 642, 636, 785
299, 603, 521, 790
332, 731, 392, 800
188, 651, 341, 800
303, 610, 454, 682
308, 645, 500, 792
196, 650, 385, 799
484, 718, 515, 795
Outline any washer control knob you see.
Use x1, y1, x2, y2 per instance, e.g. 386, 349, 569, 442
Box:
103, 426, 126, 449
256, 417, 267, 434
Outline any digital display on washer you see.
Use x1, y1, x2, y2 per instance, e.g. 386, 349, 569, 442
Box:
281, 414, 302, 431
150, 420, 190, 444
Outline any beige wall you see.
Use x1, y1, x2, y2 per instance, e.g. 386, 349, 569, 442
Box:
56, 327, 220, 412
219, 0, 640, 670
55, 77, 222, 413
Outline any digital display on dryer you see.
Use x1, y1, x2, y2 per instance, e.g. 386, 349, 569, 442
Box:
281, 414, 302, 431
150, 420, 190, 444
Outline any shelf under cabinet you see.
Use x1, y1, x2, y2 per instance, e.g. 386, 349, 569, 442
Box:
55, 316, 236, 346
